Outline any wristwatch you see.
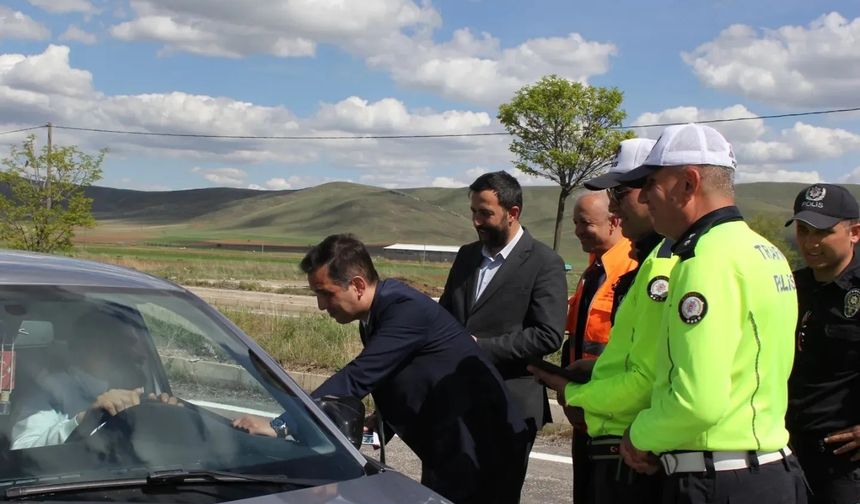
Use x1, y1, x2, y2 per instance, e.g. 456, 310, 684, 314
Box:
270, 417, 288, 439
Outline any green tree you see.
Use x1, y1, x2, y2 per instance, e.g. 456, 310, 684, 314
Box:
747, 213, 802, 269
498, 75, 635, 251
0, 134, 105, 253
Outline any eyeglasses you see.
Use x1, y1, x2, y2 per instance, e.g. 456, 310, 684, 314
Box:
607, 187, 631, 203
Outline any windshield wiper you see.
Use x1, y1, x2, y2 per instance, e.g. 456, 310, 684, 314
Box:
5, 470, 331, 499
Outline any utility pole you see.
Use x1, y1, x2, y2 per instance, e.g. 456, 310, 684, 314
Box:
46, 122, 52, 211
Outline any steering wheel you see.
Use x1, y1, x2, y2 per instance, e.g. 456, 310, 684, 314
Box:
65, 397, 234, 445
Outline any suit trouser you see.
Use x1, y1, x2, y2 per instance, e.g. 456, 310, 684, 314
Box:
793, 435, 860, 504
661, 454, 807, 504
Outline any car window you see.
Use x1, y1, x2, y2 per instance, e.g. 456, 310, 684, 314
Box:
0, 286, 364, 499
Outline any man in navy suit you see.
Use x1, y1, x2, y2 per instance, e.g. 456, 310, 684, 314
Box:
297, 234, 529, 503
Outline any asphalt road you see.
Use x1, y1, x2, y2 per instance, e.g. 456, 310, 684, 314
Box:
361, 435, 573, 503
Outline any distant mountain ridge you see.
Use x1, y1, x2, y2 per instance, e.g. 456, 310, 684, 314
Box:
82, 181, 859, 260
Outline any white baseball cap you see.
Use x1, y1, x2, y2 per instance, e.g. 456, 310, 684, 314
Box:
619, 123, 737, 187
584, 138, 657, 190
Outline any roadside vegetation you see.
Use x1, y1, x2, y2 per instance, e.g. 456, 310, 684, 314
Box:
219, 308, 361, 372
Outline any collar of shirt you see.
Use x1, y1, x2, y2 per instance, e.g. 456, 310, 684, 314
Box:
481, 225, 524, 263
633, 232, 664, 263
835, 250, 860, 290
671, 206, 744, 260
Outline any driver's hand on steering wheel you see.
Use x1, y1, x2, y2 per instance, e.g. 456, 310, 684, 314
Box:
76, 387, 144, 423
232, 414, 276, 437
147, 392, 183, 406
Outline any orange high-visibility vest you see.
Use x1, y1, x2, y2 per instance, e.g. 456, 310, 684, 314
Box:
566, 238, 637, 361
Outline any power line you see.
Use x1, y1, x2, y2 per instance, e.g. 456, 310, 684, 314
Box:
2, 105, 859, 140
51, 125, 510, 140
0, 125, 49, 136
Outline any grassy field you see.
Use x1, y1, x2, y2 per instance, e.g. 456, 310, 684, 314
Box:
72, 243, 460, 296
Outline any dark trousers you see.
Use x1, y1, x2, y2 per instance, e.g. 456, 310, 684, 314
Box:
573, 429, 592, 503
661, 454, 807, 504
587, 440, 662, 504
793, 436, 860, 504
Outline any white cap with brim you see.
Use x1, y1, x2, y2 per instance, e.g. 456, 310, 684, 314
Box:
618, 123, 737, 188
584, 138, 657, 190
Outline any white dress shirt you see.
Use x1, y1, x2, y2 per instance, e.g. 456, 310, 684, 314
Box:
475, 226, 524, 301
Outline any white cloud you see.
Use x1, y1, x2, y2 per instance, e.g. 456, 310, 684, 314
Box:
28, 0, 96, 14
0, 45, 523, 189
0, 45, 93, 100
840, 166, 860, 184
59, 25, 97, 44
683, 12, 860, 108
634, 105, 860, 185
191, 167, 247, 186
373, 30, 617, 106
262, 176, 311, 190
0, 6, 50, 40
108, 1, 614, 106
737, 168, 822, 184
431, 177, 468, 188
631, 104, 765, 142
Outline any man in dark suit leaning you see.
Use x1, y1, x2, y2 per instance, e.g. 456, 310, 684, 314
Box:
439, 171, 568, 473
305, 234, 529, 503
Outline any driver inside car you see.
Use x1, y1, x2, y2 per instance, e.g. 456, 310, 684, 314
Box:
10, 306, 181, 449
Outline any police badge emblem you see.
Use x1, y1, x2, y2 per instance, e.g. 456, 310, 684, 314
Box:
805, 185, 826, 202
647, 276, 670, 302
679, 292, 707, 324
844, 288, 860, 318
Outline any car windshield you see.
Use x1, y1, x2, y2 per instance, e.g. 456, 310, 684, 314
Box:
0, 285, 365, 498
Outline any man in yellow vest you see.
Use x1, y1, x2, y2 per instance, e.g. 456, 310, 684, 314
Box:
564, 189, 637, 503
618, 123, 806, 503
532, 137, 675, 503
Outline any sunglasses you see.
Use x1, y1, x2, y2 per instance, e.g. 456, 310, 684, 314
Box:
607, 186, 631, 202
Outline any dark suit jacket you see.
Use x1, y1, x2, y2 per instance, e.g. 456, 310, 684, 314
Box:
313, 279, 528, 503
439, 228, 568, 428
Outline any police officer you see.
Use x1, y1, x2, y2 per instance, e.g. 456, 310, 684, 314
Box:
617, 123, 807, 503
785, 183, 860, 504
530, 137, 676, 503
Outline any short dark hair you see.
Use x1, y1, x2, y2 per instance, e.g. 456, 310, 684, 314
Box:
469, 171, 523, 213
300, 234, 379, 287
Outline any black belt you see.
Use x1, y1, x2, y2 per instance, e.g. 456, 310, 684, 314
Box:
587, 436, 622, 461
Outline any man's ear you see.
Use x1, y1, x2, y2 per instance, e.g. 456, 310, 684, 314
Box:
676, 166, 700, 204
508, 205, 521, 222
848, 221, 860, 246
350, 276, 368, 298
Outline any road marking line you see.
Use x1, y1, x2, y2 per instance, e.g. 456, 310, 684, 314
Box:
188, 399, 278, 418
529, 451, 573, 465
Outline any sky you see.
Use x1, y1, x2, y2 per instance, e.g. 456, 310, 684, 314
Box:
1, 0, 860, 191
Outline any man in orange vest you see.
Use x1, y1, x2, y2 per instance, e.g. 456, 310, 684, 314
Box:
565, 190, 637, 503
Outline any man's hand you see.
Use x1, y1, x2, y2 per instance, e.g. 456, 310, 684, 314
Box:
620, 427, 660, 475
147, 392, 183, 406
232, 414, 277, 437
567, 359, 596, 381
363, 413, 381, 450
89, 387, 144, 418
526, 365, 570, 399
825, 424, 860, 461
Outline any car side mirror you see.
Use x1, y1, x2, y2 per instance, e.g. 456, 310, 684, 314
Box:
314, 395, 365, 449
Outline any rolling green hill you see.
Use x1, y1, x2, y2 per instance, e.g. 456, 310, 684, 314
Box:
83, 181, 860, 264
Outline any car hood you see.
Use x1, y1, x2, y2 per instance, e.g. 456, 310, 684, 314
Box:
234, 472, 450, 504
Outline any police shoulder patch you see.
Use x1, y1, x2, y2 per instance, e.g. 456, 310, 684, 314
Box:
678, 292, 707, 324
647, 275, 670, 302
844, 288, 860, 319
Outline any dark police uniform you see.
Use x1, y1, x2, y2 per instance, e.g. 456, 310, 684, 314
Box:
788, 251, 860, 504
